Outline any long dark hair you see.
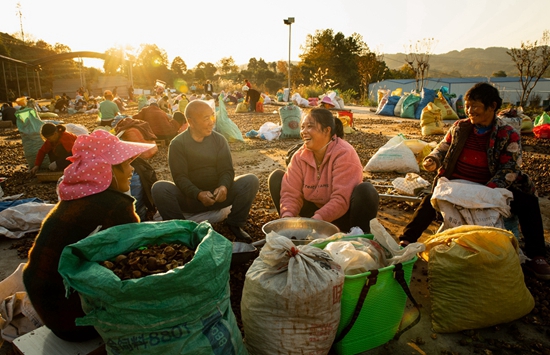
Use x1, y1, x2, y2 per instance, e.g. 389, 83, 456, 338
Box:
309, 108, 344, 138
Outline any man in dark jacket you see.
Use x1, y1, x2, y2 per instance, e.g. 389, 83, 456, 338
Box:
151, 100, 259, 242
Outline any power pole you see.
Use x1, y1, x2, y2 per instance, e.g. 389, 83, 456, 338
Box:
16, 2, 25, 42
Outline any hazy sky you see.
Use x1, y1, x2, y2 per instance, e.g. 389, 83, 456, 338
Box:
3, 0, 550, 70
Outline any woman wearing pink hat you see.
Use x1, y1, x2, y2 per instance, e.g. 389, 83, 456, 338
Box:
23, 130, 155, 342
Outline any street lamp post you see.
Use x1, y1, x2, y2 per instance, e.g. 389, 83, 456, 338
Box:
283, 17, 294, 99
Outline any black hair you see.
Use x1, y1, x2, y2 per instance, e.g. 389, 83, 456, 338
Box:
309, 108, 344, 138
173, 111, 187, 126
464, 82, 503, 111
41, 123, 66, 139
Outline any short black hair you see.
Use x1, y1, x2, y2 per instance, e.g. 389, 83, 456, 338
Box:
465, 82, 503, 111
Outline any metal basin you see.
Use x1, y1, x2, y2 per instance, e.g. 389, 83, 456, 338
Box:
231, 242, 258, 268
262, 217, 340, 245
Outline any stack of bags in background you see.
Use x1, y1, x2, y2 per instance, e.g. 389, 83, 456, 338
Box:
375, 87, 463, 135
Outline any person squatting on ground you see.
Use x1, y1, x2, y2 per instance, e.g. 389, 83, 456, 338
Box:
152, 100, 259, 242
398, 82, 550, 280
269, 108, 379, 233
30, 123, 77, 176
1, 102, 17, 124
243, 86, 261, 112
132, 102, 179, 144
98, 90, 120, 127
23, 130, 155, 342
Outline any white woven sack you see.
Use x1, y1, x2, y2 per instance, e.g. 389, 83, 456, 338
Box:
364, 135, 419, 173
241, 233, 344, 355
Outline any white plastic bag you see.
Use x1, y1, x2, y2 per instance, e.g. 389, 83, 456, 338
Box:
0, 202, 55, 239
241, 232, 344, 355
0, 264, 43, 344
370, 218, 425, 265
258, 122, 282, 141
291, 93, 310, 107
183, 205, 231, 224
324, 239, 386, 275
364, 135, 419, 173
431, 178, 513, 232
392, 173, 430, 196
64, 123, 89, 136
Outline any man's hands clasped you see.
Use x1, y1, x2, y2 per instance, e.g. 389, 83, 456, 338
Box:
198, 186, 228, 207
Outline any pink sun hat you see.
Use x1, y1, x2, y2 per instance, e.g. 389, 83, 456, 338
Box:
320, 96, 335, 106
58, 130, 156, 201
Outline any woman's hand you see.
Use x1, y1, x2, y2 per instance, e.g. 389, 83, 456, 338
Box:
422, 157, 437, 172
29, 165, 39, 176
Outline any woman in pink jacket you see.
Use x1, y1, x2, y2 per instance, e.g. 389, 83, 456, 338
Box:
269, 108, 379, 233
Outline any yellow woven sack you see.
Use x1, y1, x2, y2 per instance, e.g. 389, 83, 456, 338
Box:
391, 87, 403, 97
420, 103, 444, 135
337, 115, 353, 134
419, 225, 534, 333
434, 92, 459, 120
235, 102, 248, 113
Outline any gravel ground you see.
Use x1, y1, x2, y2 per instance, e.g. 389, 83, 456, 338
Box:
1, 102, 549, 354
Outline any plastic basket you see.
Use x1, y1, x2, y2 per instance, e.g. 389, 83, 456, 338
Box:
36, 171, 63, 182
312, 235, 419, 355
337, 111, 354, 127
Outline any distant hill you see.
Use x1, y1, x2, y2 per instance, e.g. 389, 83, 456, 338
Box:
384, 47, 519, 78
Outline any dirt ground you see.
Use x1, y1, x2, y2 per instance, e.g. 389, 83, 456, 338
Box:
1, 101, 550, 354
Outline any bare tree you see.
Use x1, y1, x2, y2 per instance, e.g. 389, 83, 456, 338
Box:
507, 30, 550, 107
404, 38, 436, 92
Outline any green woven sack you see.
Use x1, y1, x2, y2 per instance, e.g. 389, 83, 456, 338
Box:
279, 104, 302, 138
534, 111, 550, 127
59, 220, 247, 355
312, 235, 419, 355
15, 107, 50, 169
400, 94, 421, 119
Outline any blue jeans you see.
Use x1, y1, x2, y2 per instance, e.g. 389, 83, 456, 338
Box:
152, 174, 259, 227
268, 169, 379, 233
130, 171, 147, 221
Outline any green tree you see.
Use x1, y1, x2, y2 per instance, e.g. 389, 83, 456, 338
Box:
171, 56, 187, 76
492, 70, 507, 77
247, 58, 259, 72
217, 57, 238, 75
256, 69, 275, 86
507, 30, 550, 106
357, 52, 389, 101
54, 43, 71, 54
256, 58, 268, 71
34, 40, 52, 52
103, 47, 126, 75
135, 44, 170, 86
298, 29, 368, 93
265, 78, 283, 94
389, 64, 416, 79
195, 62, 217, 80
